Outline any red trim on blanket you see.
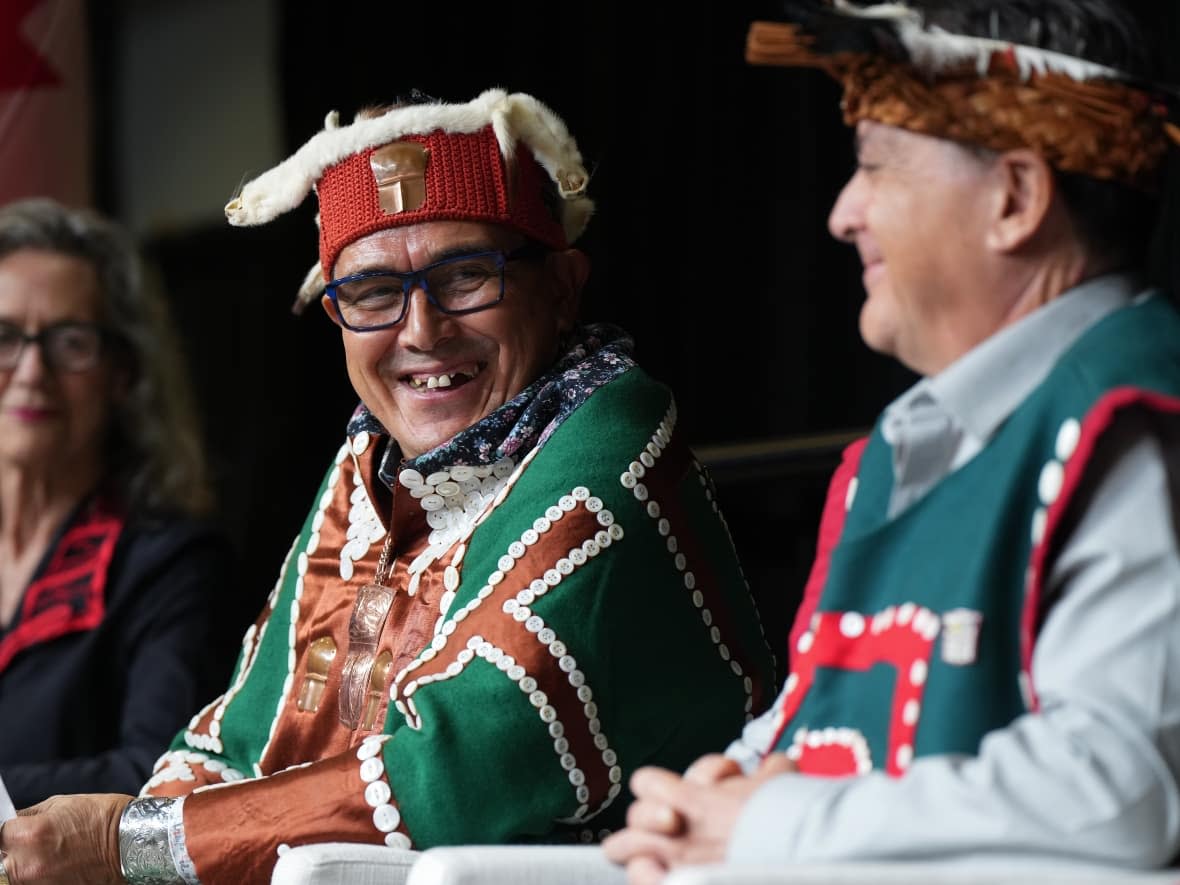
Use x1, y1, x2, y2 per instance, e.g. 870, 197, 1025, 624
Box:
1020, 388, 1180, 711
0, 498, 124, 673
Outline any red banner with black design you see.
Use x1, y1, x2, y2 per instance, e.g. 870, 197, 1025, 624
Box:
0, 0, 91, 207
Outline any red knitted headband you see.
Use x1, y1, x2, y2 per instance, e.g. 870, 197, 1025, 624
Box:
315, 125, 567, 278
224, 89, 595, 312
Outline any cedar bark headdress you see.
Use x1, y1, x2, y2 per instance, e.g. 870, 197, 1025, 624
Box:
747, 1, 1180, 191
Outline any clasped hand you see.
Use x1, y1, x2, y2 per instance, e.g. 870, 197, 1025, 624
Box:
602, 753, 795, 885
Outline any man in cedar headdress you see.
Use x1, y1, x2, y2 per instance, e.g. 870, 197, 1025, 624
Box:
0, 89, 776, 885
605, 0, 1180, 879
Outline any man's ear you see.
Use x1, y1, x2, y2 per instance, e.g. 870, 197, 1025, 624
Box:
986, 148, 1056, 253
548, 249, 589, 333
321, 293, 342, 325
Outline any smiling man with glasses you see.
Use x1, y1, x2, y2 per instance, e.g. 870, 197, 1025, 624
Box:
0, 90, 777, 885
322, 229, 572, 460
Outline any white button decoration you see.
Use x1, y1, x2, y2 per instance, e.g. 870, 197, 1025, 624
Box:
910, 660, 928, 686
1057, 420, 1080, 460
357, 742, 382, 761
895, 744, 914, 770
839, 612, 866, 638
845, 477, 859, 512
1031, 507, 1048, 545
359, 757, 384, 782
365, 780, 392, 807
903, 699, 920, 726
373, 803, 401, 833
1038, 460, 1065, 506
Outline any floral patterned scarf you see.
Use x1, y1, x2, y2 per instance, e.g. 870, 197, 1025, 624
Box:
345, 322, 636, 489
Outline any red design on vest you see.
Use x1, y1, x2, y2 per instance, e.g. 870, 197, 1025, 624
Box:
787, 438, 868, 668
768, 603, 939, 777
0, 499, 123, 673
1021, 388, 1180, 711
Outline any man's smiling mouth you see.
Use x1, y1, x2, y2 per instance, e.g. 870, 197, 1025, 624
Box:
404, 362, 484, 390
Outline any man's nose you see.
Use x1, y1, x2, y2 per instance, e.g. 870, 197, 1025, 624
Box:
828, 169, 866, 243
398, 286, 454, 350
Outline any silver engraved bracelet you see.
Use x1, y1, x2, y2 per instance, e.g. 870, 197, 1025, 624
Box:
118, 797, 195, 885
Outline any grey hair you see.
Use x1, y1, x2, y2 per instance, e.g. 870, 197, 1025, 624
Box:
0, 198, 213, 516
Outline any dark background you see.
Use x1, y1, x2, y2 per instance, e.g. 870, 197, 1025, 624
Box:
85, 0, 1180, 668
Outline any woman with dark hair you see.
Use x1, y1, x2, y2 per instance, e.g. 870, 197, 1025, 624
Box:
0, 197, 239, 808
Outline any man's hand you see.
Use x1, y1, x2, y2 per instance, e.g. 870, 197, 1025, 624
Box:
602, 754, 795, 885
0, 794, 131, 885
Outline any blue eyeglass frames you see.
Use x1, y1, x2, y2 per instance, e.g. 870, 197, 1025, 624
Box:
324, 244, 548, 332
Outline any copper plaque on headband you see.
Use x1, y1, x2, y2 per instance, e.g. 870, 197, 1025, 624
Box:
370, 141, 429, 214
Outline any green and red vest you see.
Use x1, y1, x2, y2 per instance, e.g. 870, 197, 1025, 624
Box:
768, 293, 1180, 777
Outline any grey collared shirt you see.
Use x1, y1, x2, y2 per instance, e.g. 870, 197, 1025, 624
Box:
726, 274, 1180, 868
880, 273, 1141, 518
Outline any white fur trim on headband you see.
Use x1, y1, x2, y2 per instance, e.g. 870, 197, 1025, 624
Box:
831, 0, 1133, 82
224, 88, 593, 243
